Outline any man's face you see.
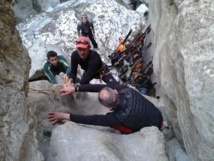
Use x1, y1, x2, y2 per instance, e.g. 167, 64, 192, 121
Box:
49, 56, 58, 66
82, 17, 88, 24
77, 46, 90, 59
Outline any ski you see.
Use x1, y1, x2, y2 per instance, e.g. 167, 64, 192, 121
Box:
123, 29, 133, 44
126, 24, 151, 48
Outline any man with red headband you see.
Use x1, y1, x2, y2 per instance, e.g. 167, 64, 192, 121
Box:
67, 36, 118, 85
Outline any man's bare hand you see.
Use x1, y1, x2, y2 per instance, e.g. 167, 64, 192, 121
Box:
63, 74, 72, 85
48, 112, 70, 125
63, 74, 68, 83
60, 83, 75, 96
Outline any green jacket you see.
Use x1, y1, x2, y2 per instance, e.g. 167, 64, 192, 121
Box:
43, 55, 71, 84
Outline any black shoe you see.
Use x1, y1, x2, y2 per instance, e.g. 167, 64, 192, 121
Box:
43, 131, 52, 137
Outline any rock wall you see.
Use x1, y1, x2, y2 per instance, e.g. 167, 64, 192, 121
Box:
0, 1, 43, 161
149, 0, 214, 160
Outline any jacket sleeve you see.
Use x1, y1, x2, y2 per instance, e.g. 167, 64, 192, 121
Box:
58, 55, 71, 75
78, 84, 107, 92
69, 51, 78, 80
70, 112, 121, 127
42, 61, 57, 84
77, 84, 127, 93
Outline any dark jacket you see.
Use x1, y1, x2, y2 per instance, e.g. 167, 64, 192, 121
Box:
69, 50, 103, 84
114, 87, 162, 131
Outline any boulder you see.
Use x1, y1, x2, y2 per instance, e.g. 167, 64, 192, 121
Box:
47, 123, 168, 161
0, 1, 43, 161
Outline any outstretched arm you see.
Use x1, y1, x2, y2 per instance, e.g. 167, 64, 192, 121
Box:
60, 83, 105, 96
60, 83, 127, 96
43, 62, 57, 84
48, 111, 121, 127
70, 112, 120, 127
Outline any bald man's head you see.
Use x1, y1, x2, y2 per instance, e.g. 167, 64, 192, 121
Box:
98, 87, 118, 108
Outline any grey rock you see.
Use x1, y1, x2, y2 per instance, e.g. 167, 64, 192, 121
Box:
149, 0, 214, 160
0, 2, 43, 161
166, 138, 190, 161
47, 123, 168, 161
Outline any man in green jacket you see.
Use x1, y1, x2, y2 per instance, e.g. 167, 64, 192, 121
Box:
43, 51, 71, 84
